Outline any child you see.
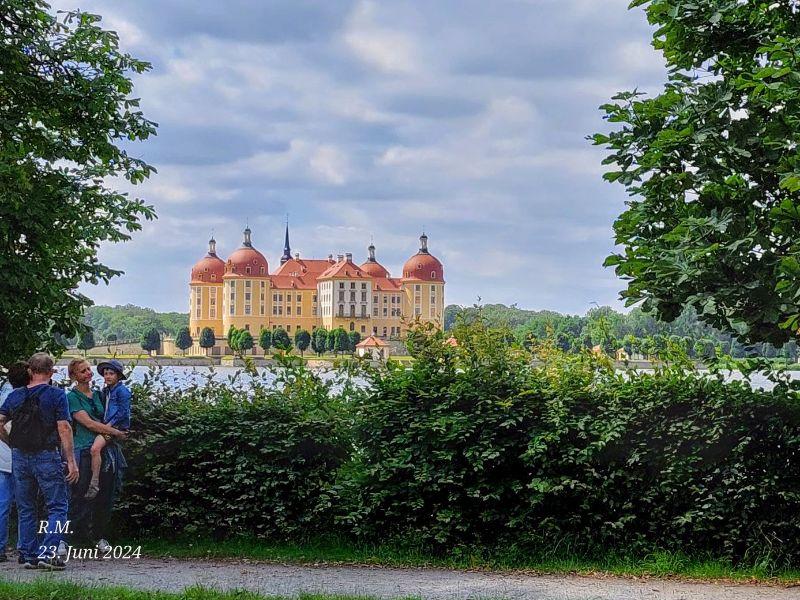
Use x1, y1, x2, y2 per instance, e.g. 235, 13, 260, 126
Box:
86, 360, 131, 500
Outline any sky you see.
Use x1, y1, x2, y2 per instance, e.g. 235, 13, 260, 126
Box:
54, 0, 667, 314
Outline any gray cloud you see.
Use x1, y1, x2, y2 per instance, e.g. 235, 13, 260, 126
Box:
66, 0, 667, 315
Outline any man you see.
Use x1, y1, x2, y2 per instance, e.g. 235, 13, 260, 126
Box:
0, 353, 78, 570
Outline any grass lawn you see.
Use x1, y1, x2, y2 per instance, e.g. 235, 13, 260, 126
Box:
0, 580, 387, 600
136, 536, 800, 584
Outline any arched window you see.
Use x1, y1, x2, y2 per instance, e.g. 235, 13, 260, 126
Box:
349, 322, 355, 332
246, 266, 251, 275
260, 266, 265, 275
431, 271, 436, 279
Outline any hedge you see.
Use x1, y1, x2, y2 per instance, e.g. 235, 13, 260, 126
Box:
120, 323, 800, 565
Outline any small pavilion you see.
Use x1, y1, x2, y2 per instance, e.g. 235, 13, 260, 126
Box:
356, 335, 391, 360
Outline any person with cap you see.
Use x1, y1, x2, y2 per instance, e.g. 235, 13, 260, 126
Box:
66, 358, 128, 552
86, 359, 131, 500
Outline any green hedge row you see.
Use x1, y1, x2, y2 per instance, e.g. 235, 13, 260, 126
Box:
120, 324, 800, 564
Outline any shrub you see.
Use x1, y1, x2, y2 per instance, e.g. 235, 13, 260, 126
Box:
118, 321, 800, 565
120, 361, 353, 539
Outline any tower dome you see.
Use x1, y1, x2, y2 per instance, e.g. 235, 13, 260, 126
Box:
191, 237, 225, 283
360, 242, 390, 278
402, 233, 444, 282
224, 227, 269, 277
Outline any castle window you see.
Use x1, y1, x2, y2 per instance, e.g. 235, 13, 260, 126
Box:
431, 271, 436, 279
349, 322, 355, 331
382, 327, 387, 337
373, 307, 378, 316
246, 267, 251, 275
350, 282, 355, 289
211, 274, 216, 281
361, 325, 366, 333
297, 306, 302, 316
244, 324, 250, 331
245, 281, 251, 288
373, 295, 378, 304
361, 283, 366, 289
260, 266, 265, 275
339, 282, 345, 289
287, 306, 292, 315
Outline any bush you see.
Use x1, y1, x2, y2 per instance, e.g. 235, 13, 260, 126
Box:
120, 361, 353, 539
340, 321, 800, 564
118, 321, 800, 565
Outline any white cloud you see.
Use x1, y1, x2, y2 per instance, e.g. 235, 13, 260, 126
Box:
342, 1, 419, 74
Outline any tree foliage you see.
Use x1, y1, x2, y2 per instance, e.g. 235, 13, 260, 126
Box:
311, 328, 327, 356
294, 328, 311, 356
175, 327, 193, 354
272, 328, 291, 352
76, 329, 95, 356
140, 327, 160, 353
259, 329, 272, 355
83, 305, 186, 342
199, 327, 215, 351
238, 330, 254, 353
0, 3, 157, 367
348, 331, 361, 352
594, 0, 800, 345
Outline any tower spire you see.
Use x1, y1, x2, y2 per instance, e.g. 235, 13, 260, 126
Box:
281, 215, 292, 265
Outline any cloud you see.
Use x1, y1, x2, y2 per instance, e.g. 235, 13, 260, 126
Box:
342, 1, 420, 74
65, 0, 665, 315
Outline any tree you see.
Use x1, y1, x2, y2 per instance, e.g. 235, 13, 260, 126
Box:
594, 0, 800, 345
77, 330, 95, 357
227, 325, 241, 353
348, 331, 361, 352
140, 328, 161, 355
311, 328, 327, 356
106, 333, 117, 343
259, 329, 272, 356
238, 330, 254, 354
199, 327, 216, 355
327, 329, 338, 354
0, 4, 157, 368
294, 329, 311, 357
334, 328, 350, 355
273, 328, 292, 352
175, 327, 193, 356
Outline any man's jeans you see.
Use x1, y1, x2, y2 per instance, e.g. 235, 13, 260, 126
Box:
0, 471, 13, 552
12, 449, 69, 561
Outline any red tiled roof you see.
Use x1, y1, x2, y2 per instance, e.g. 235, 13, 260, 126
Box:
269, 274, 317, 290
318, 259, 368, 280
371, 277, 402, 291
273, 258, 332, 277
224, 247, 269, 278
360, 260, 390, 278
402, 252, 444, 282
191, 254, 225, 284
356, 335, 390, 348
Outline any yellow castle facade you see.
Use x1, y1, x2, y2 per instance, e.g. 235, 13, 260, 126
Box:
188, 225, 445, 352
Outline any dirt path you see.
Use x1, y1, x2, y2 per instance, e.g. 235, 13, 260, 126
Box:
1, 557, 799, 599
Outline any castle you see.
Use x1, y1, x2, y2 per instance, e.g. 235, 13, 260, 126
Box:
188, 225, 444, 353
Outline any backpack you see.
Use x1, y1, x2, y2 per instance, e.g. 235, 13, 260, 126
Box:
9, 388, 51, 452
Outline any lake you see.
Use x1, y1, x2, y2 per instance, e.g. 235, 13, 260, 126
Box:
1, 365, 797, 403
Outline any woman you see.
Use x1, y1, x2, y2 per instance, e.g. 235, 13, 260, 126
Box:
66, 359, 127, 552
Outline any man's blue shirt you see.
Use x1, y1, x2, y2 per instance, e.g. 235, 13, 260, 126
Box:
0, 384, 70, 449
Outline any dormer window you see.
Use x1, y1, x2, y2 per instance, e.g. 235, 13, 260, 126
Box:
260, 266, 265, 275
431, 271, 436, 279
246, 266, 251, 275
211, 274, 217, 281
